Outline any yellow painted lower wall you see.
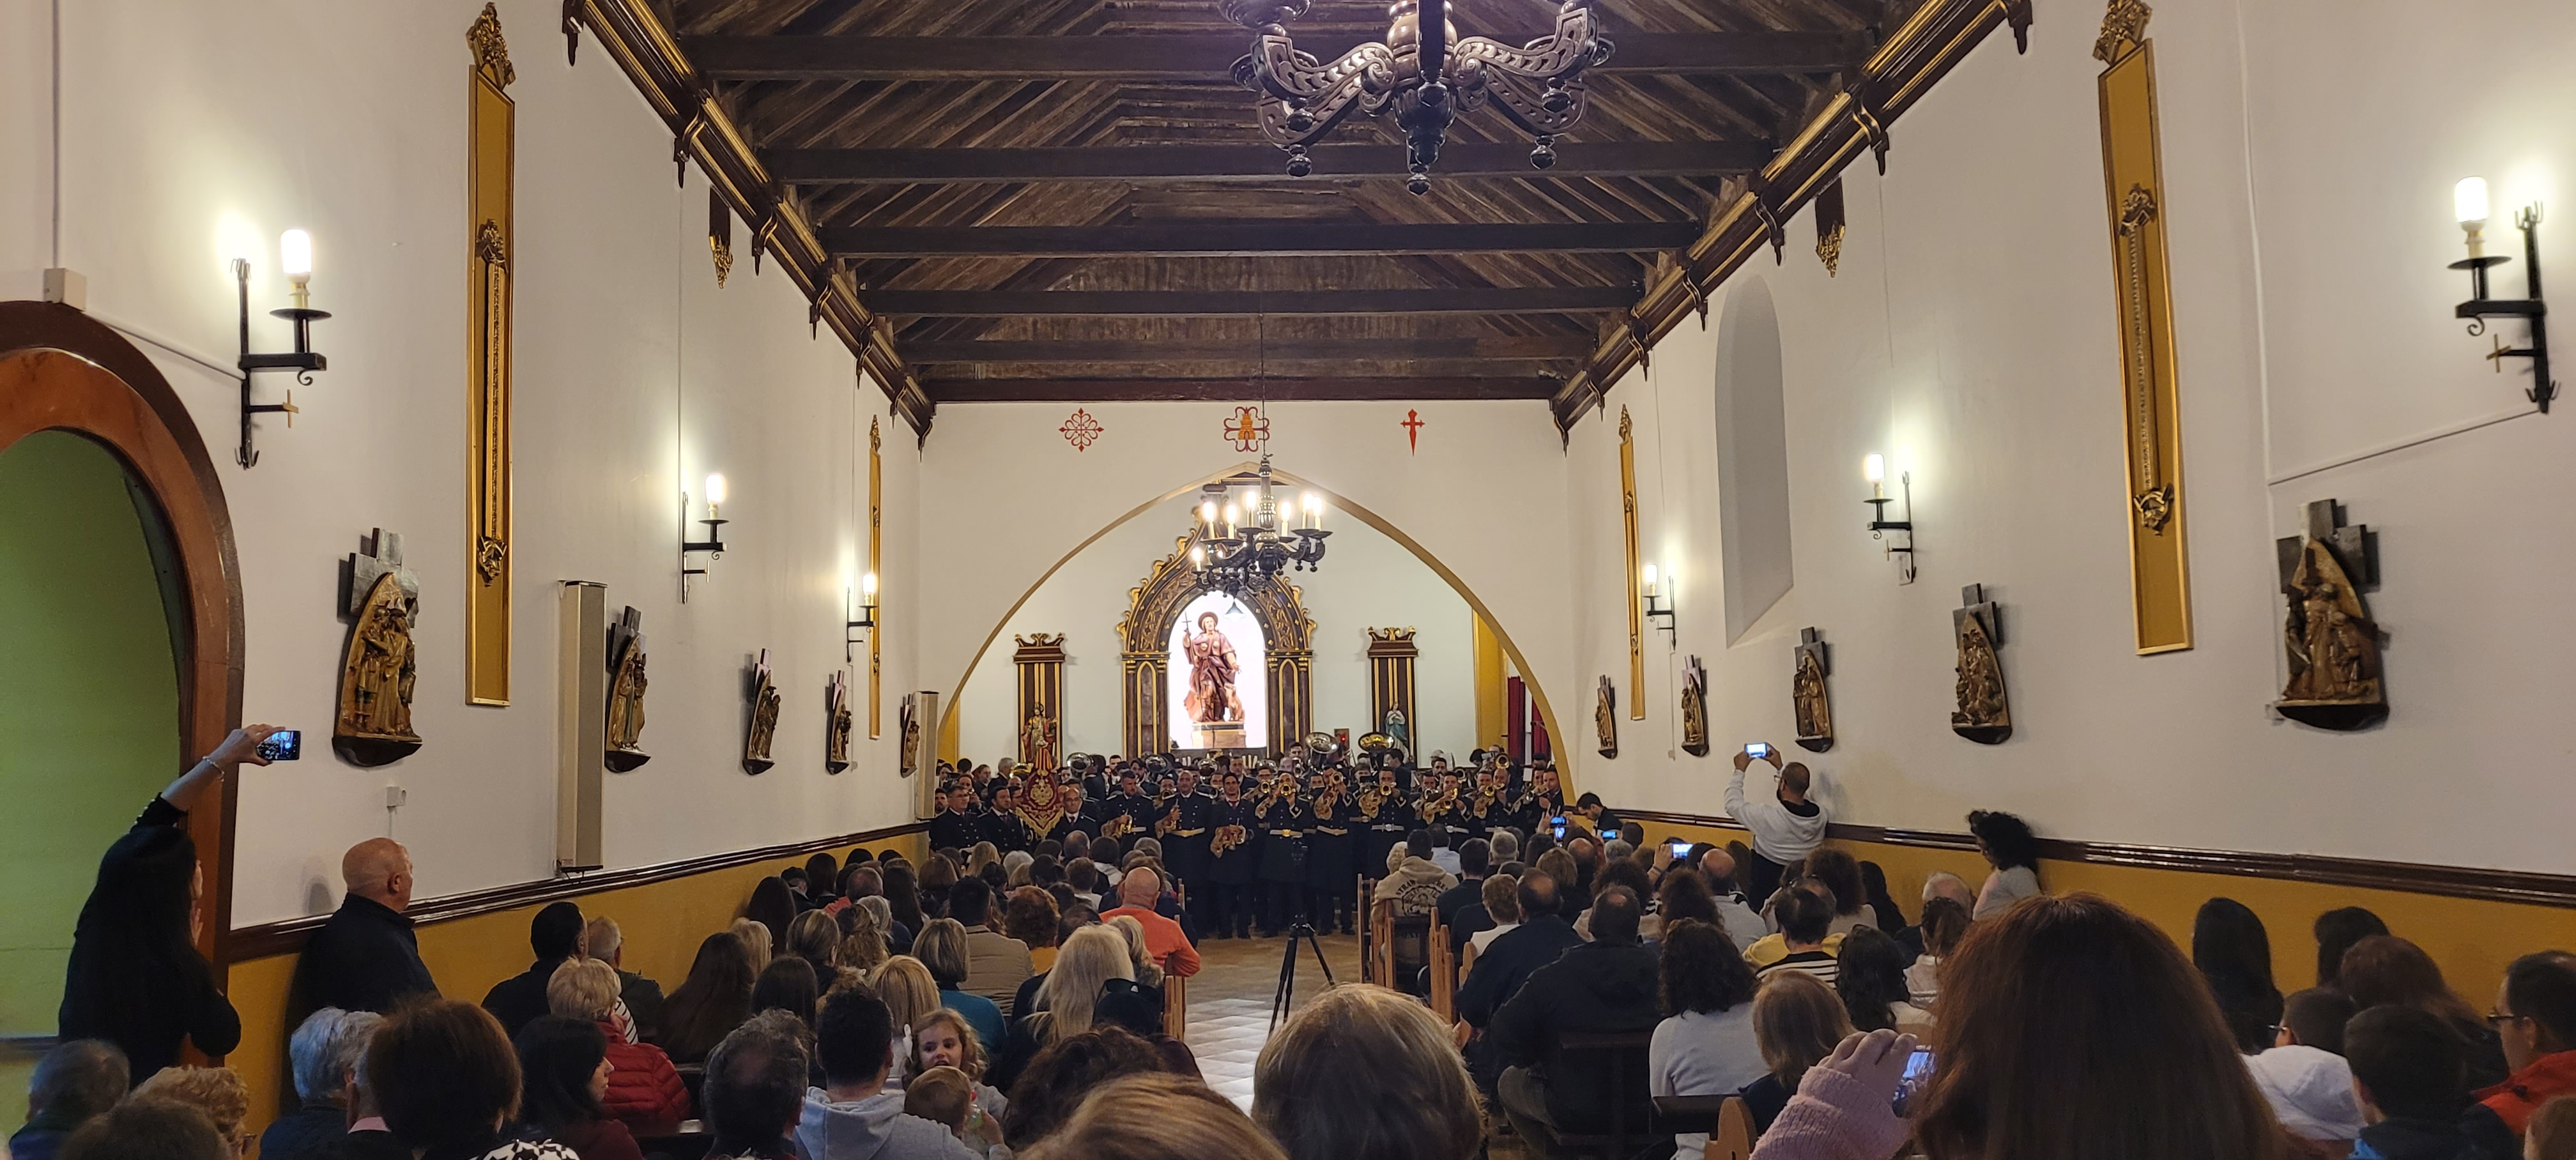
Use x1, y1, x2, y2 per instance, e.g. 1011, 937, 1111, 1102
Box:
1628, 818, 2576, 1022
226, 833, 923, 1143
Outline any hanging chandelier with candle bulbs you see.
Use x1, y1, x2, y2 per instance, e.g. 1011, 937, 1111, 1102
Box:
1188, 457, 1331, 596
1222, 0, 1613, 194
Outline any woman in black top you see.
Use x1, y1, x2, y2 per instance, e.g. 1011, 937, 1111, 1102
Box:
59, 724, 279, 1081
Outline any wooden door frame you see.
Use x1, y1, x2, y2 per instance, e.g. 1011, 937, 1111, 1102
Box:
1, 301, 247, 977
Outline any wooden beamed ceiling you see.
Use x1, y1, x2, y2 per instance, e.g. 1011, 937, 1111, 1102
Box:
647, 0, 1971, 417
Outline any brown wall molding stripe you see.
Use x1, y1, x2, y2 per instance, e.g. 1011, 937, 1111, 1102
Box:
224, 821, 926, 963
1617, 808, 2576, 911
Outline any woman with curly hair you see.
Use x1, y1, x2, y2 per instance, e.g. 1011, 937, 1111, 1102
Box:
1965, 809, 2043, 919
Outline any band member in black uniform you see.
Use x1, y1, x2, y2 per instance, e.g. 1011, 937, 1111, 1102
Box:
1414, 768, 1462, 846
1080, 756, 1112, 802
1155, 766, 1215, 930
1048, 776, 1091, 846
1303, 767, 1356, 935
1358, 765, 1415, 878
1098, 767, 1156, 851
1253, 768, 1310, 936
982, 782, 1032, 853
1526, 763, 1565, 835
929, 783, 981, 854
1205, 772, 1259, 939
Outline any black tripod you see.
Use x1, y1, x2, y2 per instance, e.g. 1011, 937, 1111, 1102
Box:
1269, 921, 1337, 1031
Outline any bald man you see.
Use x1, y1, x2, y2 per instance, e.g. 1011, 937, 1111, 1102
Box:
1098, 867, 1200, 979
289, 838, 438, 1018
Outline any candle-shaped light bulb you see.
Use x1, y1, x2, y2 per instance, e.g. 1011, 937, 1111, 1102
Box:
862, 571, 878, 599
704, 473, 728, 515
1190, 545, 1207, 569
279, 229, 314, 307
1200, 500, 1217, 528
1303, 492, 1321, 529
1864, 452, 1886, 496
1641, 563, 1659, 595
2458, 177, 2492, 258
1222, 503, 1239, 529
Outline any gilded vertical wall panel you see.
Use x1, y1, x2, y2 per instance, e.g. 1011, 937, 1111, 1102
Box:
1618, 407, 1644, 716
464, 5, 516, 704
869, 418, 883, 736
2096, 0, 2194, 653
1367, 628, 1420, 743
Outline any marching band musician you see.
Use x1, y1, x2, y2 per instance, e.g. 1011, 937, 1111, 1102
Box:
1155, 765, 1216, 931
1101, 767, 1158, 851
1414, 767, 1461, 846
1358, 764, 1415, 876
1304, 765, 1356, 935
1206, 770, 1259, 939
930, 781, 981, 853
1253, 764, 1310, 936
1048, 774, 1091, 845
981, 782, 1032, 853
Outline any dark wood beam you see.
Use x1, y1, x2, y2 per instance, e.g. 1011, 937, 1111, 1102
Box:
824, 222, 1696, 258
770, 141, 1772, 185
926, 377, 1563, 402
904, 335, 1591, 363
683, 32, 1862, 81
864, 287, 1638, 317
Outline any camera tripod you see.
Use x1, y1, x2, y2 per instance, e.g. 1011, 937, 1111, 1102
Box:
1269, 921, 1337, 1031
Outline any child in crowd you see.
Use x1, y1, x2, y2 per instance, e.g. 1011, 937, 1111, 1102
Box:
904, 1065, 1004, 1157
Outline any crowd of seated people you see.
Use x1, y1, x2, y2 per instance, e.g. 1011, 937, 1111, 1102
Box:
30, 735, 2576, 1160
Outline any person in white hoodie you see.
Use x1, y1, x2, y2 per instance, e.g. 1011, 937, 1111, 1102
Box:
2243, 987, 2366, 1145
801, 988, 982, 1160
1726, 745, 1828, 908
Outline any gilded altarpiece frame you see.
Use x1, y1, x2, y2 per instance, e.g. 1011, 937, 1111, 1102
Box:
1116, 540, 1313, 756
464, 4, 517, 703
1012, 634, 1066, 768
2096, 0, 2193, 654
1368, 629, 1421, 744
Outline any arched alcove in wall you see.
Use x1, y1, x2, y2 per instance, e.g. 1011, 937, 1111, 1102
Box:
1714, 277, 1794, 643
935, 463, 1570, 782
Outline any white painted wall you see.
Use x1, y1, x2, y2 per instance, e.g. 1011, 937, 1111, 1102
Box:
3, 0, 925, 926
914, 400, 1575, 770
1568, 0, 2576, 874
952, 493, 1477, 764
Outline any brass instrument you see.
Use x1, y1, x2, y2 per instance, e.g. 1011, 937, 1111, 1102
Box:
1355, 785, 1385, 821
1100, 813, 1130, 840
1356, 731, 1393, 754
1303, 731, 1340, 757
1211, 824, 1248, 857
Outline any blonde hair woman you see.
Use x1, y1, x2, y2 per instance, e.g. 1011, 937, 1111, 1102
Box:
131, 1065, 252, 1154
786, 910, 850, 986
968, 841, 1001, 877
546, 958, 692, 1131
1744, 970, 1855, 1134
871, 954, 941, 1086
988, 926, 1135, 1092
1105, 913, 1165, 989
1022, 1072, 1285, 1160
728, 917, 774, 973
1254, 984, 1481, 1160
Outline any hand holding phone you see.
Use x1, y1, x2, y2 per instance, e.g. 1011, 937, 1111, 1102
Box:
256, 729, 304, 762
1744, 742, 1772, 759
1890, 1046, 1936, 1115
1666, 838, 1694, 858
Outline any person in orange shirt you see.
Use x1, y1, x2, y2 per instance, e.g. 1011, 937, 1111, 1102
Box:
1100, 867, 1200, 979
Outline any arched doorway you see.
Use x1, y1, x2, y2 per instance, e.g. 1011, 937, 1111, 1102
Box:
936, 462, 1574, 788
0, 303, 247, 998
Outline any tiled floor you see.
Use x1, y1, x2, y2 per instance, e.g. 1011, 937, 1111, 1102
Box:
1181, 930, 1363, 1110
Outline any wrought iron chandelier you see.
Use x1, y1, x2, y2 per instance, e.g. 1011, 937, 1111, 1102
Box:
1222, 0, 1613, 194
1188, 457, 1330, 595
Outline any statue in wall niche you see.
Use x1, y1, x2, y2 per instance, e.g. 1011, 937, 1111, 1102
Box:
1382, 707, 1410, 756
1679, 655, 1710, 757
335, 530, 424, 767
1793, 627, 1834, 753
1595, 675, 1618, 758
2276, 499, 2387, 730
825, 670, 854, 774
604, 606, 650, 772
1952, 585, 2012, 745
744, 649, 781, 775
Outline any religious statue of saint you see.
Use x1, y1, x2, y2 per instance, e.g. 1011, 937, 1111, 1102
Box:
1382, 708, 1410, 754
745, 651, 781, 773
825, 671, 854, 773
1021, 712, 1059, 772
348, 589, 418, 740
898, 696, 921, 779
607, 644, 647, 752
1793, 650, 1832, 741
2282, 544, 2382, 705
1680, 655, 1709, 757
1183, 611, 1245, 725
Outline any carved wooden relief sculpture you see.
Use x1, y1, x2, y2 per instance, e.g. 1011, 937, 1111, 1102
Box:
2276, 500, 2386, 730
2096, 0, 2194, 654
1595, 675, 1618, 758
1793, 627, 1835, 752
337, 530, 425, 767
898, 693, 921, 779
1618, 406, 1644, 718
1679, 655, 1710, 757
1952, 585, 2011, 745
1014, 633, 1067, 768
744, 649, 780, 774
464, 3, 516, 704
825, 671, 854, 773
604, 604, 650, 772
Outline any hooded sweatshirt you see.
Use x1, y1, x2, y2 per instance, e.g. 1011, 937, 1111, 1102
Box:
797, 1088, 981, 1160
2244, 1046, 2365, 1141
1485, 940, 1665, 1133
1726, 766, 1827, 866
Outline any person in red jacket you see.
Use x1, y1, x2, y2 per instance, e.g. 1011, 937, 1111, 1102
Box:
2481, 952, 2576, 1134
548, 959, 691, 1131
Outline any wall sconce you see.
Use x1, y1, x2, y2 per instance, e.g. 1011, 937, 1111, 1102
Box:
2450, 178, 2556, 411
845, 572, 878, 661
1641, 563, 1678, 641
1863, 454, 1917, 584
680, 473, 729, 600
232, 228, 330, 468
